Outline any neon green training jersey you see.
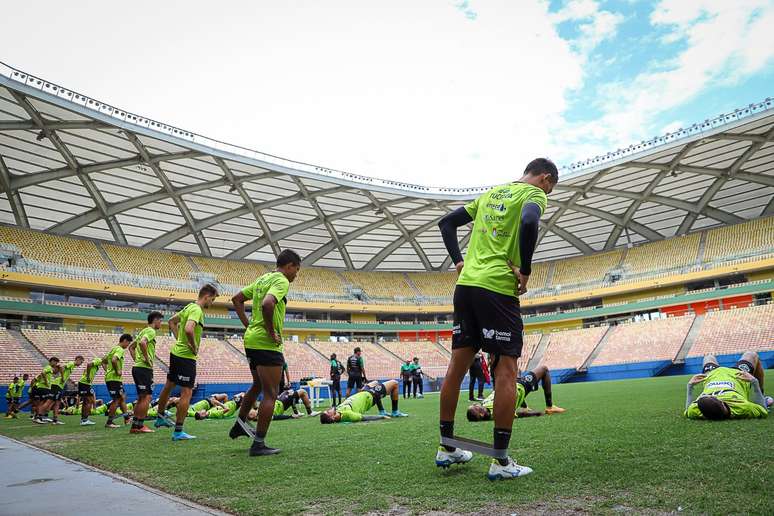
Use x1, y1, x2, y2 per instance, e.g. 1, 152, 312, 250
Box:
241, 272, 289, 353
133, 327, 157, 369
104, 346, 125, 383
79, 358, 102, 385
52, 361, 76, 388
685, 367, 768, 419
457, 182, 547, 297
208, 400, 238, 419
482, 382, 526, 416
171, 303, 205, 361
336, 391, 375, 422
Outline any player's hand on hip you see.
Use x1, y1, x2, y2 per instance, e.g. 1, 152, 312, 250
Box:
271, 332, 282, 345
688, 374, 706, 385
455, 261, 464, 276
736, 371, 755, 382
508, 260, 529, 295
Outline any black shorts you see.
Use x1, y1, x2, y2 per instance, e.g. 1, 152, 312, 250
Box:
167, 354, 196, 388
245, 348, 285, 368
9, 397, 20, 404
33, 387, 51, 400
451, 285, 524, 357
77, 382, 94, 397
702, 360, 755, 375
50, 385, 62, 401
518, 371, 539, 393
363, 382, 386, 400
347, 375, 364, 390
106, 381, 124, 400
132, 367, 154, 396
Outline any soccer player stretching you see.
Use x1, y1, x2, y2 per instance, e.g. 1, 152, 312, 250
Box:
436, 158, 557, 480
229, 249, 300, 456
154, 284, 219, 440
128, 311, 163, 434
104, 334, 133, 429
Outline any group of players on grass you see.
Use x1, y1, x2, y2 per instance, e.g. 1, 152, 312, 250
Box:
3, 158, 770, 480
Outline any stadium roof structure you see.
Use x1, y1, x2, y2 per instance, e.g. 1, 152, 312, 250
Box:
0, 62, 772, 271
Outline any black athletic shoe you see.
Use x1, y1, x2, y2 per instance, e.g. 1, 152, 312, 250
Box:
229, 421, 251, 439
249, 442, 281, 456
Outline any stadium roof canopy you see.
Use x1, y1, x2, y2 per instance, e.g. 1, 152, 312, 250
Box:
0, 62, 772, 271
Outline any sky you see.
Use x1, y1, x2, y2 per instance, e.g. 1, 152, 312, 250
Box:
2, 0, 773, 188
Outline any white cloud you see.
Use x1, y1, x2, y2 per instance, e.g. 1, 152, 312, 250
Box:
550, 0, 774, 166
551, 0, 624, 57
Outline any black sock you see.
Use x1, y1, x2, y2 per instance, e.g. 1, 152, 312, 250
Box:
440, 420, 455, 451
391, 399, 398, 412
253, 430, 266, 446
494, 428, 511, 466
306, 407, 312, 415
545, 393, 553, 407
175, 423, 183, 433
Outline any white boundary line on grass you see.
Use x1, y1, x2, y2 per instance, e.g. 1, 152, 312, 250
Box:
0, 434, 232, 516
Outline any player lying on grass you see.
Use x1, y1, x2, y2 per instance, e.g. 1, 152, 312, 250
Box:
63, 399, 105, 416
272, 388, 320, 420
185, 393, 229, 417
466, 366, 566, 422
194, 394, 245, 420
319, 380, 408, 424
685, 351, 769, 420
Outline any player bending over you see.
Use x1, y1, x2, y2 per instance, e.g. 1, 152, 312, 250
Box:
685, 351, 768, 420
466, 366, 566, 422
272, 388, 320, 420
319, 380, 408, 424
103, 334, 134, 429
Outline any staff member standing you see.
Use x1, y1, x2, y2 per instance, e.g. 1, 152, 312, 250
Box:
329, 353, 344, 407
400, 360, 412, 399
468, 353, 486, 401
345, 347, 366, 397
411, 357, 425, 398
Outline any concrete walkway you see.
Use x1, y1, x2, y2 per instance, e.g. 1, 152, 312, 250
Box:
0, 436, 226, 516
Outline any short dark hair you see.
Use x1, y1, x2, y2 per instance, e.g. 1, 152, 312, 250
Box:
198, 284, 218, 298
147, 310, 163, 324
75, 355, 84, 361
276, 249, 301, 267
49, 356, 60, 364
354, 347, 361, 354
524, 158, 558, 184
320, 411, 335, 424
697, 396, 729, 420
119, 333, 133, 343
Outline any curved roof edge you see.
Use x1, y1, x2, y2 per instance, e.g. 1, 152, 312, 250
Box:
2, 61, 772, 200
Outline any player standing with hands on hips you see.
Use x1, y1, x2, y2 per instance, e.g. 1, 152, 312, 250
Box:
435, 158, 557, 480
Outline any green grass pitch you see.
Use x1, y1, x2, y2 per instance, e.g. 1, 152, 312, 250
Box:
1, 373, 772, 515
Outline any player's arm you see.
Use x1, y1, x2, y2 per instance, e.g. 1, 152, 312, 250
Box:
685, 374, 706, 409
184, 319, 198, 355
168, 313, 180, 339
515, 408, 543, 418
360, 358, 367, 381
737, 371, 767, 408
361, 414, 388, 421
137, 336, 151, 365
284, 367, 292, 387
110, 355, 121, 377
509, 202, 542, 295
272, 414, 295, 420
260, 294, 281, 344
438, 206, 474, 275
231, 291, 251, 329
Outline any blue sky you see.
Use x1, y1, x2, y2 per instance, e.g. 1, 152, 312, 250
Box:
3, 0, 774, 187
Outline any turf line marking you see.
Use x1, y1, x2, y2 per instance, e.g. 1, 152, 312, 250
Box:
0, 434, 231, 516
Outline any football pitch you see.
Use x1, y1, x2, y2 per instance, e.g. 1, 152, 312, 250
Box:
1, 373, 772, 515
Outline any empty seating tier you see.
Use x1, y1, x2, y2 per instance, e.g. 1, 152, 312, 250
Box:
380, 341, 450, 378
0, 329, 46, 383
552, 250, 623, 287
103, 244, 194, 280
0, 226, 108, 270
518, 333, 542, 373
539, 326, 608, 370
191, 256, 267, 287
592, 315, 694, 366
623, 233, 700, 274
703, 217, 774, 261
687, 303, 774, 357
